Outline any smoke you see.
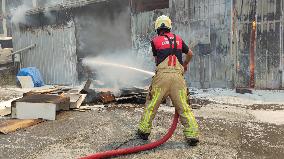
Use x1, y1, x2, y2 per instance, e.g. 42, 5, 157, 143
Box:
44, 8, 56, 24
75, 1, 154, 91
75, 2, 131, 57
11, 0, 154, 91
11, 0, 58, 25
11, 2, 31, 24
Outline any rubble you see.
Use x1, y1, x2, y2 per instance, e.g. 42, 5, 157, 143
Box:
0, 85, 87, 133
116, 87, 147, 104
99, 91, 115, 104
0, 85, 149, 133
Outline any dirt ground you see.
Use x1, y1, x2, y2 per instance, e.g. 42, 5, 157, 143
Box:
1, 100, 284, 159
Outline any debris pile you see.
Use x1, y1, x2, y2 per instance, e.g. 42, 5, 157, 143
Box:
0, 80, 149, 134
116, 87, 147, 104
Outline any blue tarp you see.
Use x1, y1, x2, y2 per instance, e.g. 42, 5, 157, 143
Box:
17, 67, 45, 87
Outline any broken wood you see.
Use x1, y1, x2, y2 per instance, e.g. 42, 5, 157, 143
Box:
83, 79, 92, 91
65, 94, 87, 109
30, 87, 60, 94
0, 107, 11, 116
116, 87, 147, 104
236, 88, 252, 94
80, 105, 105, 110
99, 92, 115, 104
0, 119, 43, 134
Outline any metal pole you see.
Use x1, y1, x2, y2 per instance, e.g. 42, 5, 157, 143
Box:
9, 44, 36, 56
230, 0, 234, 87
32, 0, 38, 8
279, 23, 282, 89
249, 0, 257, 88
2, 0, 7, 37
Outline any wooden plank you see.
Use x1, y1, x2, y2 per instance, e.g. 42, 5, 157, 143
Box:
17, 76, 34, 88
65, 94, 87, 109
0, 119, 43, 134
30, 87, 60, 94
0, 107, 11, 116
13, 94, 70, 104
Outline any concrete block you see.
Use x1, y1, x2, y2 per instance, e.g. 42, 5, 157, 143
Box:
11, 94, 70, 120
15, 102, 57, 120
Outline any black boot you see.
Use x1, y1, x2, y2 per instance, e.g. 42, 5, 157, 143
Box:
186, 137, 199, 146
137, 129, 150, 140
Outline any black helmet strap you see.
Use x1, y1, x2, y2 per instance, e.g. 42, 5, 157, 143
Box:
162, 34, 177, 56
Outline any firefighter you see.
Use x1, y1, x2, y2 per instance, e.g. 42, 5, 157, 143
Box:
137, 15, 199, 146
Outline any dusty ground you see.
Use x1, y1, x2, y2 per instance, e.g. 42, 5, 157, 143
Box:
1, 88, 284, 159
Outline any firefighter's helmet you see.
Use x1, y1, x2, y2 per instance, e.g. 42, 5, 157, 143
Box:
155, 15, 172, 31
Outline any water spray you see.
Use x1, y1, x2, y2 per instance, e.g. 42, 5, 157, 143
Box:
83, 58, 155, 76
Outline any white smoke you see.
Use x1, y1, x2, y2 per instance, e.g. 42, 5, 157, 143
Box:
75, 7, 132, 56
11, 0, 59, 25
11, 3, 31, 24
76, 4, 154, 91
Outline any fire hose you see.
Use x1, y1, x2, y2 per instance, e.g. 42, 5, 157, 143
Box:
80, 111, 179, 159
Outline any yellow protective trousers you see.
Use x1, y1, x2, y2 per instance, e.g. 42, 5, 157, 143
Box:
138, 57, 199, 138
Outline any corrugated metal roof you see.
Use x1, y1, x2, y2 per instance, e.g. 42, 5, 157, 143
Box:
12, 21, 78, 85
26, 0, 109, 15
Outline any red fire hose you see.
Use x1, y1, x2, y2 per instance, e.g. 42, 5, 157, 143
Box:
80, 111, 179, 159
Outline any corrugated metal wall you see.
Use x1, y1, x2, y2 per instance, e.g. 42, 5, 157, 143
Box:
132, 0, 283, 89
10, 0, 283, 88
234, 0, 284, 89
131, 8, 169, 72
282, 0, 284, 88
171, 0, 233, 88
132, 0, 233, 88
12, 21, 78, 85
